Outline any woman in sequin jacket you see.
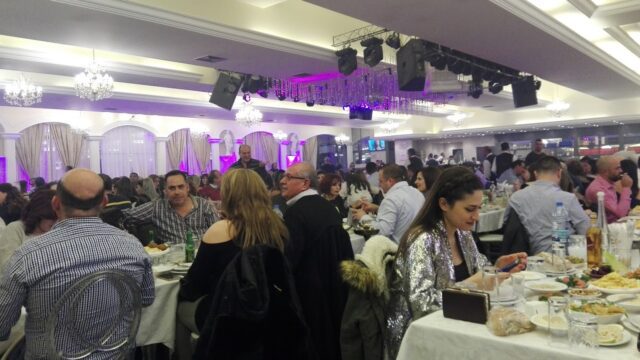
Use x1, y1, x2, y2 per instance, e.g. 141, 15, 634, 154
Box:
385, 166, 527, 358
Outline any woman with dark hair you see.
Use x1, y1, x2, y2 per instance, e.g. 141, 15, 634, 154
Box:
319, 173, 348, 218
621, 159, 640, 208
0, 189, 56, 272
133, 180, 151, 205
345, 172, 373, 208
566, 159, 591, 195
414, 167, 441, 197
385, 167, 527, 358
0, 183, 28, 225
114, 177, 136, 203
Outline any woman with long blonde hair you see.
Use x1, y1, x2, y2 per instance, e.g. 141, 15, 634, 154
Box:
178, 169, 288, 332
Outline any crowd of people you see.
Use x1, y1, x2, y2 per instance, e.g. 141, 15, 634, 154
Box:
0, 140, 637, 359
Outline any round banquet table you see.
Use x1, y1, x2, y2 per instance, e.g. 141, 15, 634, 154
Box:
350, 232, 365, 255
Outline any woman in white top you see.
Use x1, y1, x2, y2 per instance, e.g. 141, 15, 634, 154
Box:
345, 172, 373, 208
0, 189, 57, 272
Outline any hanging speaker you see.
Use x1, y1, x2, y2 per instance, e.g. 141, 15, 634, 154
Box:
396, 39, 426, 91
209, 72, 243, 110
512, 75, 538, 108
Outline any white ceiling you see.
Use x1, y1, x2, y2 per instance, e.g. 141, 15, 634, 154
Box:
0, 0, 639, 139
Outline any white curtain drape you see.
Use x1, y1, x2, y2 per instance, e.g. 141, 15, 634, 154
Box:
168, 129, 189, 170
101, 126, 156, 177
190, 132, 211, 173
303, 136, 319, 169
49, 123, 86, 168
243, 132, 278, 165
16, 124, 45, 179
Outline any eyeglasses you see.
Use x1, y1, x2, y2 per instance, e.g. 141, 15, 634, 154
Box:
283, 173, 308, 181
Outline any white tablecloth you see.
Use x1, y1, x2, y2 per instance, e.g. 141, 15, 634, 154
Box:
350, 233, 365, 254
136, 276, 180, 349
397, 310, 637, 360
476, 207, 506, 233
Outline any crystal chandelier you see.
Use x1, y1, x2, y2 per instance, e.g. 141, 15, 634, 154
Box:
3, 74, 42, 107
74, 50, 114, 101
446, 112, 468, 126
273, 130, 287, 142
235, 101, 263, 127
335, 133, 350, 145
546, 101, 570, 117
380, 119, 400, 134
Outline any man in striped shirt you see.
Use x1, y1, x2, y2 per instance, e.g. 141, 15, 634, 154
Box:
0, 168, 155, 359
122, 170, 217, 243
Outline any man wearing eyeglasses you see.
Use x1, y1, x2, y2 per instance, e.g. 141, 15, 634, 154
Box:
280, 162, 353, 360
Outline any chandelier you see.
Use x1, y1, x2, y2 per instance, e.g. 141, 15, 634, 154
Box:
446, 112, 468, 126
380, 119, 399, 134
235, 101, 263, 127
273, 130, 287, 142
546, 101, 570, 117
74, 50, 114, 101
335, 133, 350, 145
3, 74, 42, 107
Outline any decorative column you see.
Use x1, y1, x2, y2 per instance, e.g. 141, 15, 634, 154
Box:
155, 137, 169, 175
299, 140, 305, 164
346, 143, 354, 166
209, 138, 221, 170
279, 141, 288, 170
87, 136, 102, 173
1, 133, 20, 183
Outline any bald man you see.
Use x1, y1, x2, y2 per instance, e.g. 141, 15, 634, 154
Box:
230, 144, 273, 188
280, 162, 353, 360
585, 156, 633, 223
0, 169, 155, 358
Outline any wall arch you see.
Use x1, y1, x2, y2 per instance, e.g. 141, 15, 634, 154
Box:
101, 125, 156, 177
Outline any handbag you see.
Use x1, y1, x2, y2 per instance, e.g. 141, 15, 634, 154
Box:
442, 287, 490, 324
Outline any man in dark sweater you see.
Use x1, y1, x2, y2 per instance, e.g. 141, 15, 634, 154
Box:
525, 138, 546, 167
230, 144, 273, 188
493, 142, 514, 179
280, 162, 354, 360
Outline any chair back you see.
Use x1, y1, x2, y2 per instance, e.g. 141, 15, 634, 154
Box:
45, 270, 142, 360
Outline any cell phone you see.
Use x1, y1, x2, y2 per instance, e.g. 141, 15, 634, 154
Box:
498, 258, 520, 272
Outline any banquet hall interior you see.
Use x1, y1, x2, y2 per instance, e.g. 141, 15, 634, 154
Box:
3, 0, 640, 359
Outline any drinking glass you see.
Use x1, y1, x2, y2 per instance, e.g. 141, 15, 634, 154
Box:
482, 265, 500, 304
168, 243, 185, 264
510, 273, 525, 300
548, 296, 569, 348
614, 248, 632, 270
568, 235, 587, 263
568, 312, 599, 351
551, 243, 567, 273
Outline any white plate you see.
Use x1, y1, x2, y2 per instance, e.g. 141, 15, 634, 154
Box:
530, 314, 569, 332
622, 315, 640, 333
589, 283, 640, 295
525, 281, 568, 293
542, 267, 579, 276
599, 328, 631, 347
567, 289, 602, 300
607, 294, 640, 312
144, 247, 170, 257
152, 264, 174, 275
519, 271, 546, 281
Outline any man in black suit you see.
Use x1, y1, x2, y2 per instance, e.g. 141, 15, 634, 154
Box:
280, 162, 354, 360
493, 142, 514, 179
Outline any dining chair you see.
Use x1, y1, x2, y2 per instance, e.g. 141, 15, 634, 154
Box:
44, 270, 142, 359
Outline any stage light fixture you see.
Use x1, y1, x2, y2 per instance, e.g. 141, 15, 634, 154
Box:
257, 89, 268, 98
467, 81, 483, 99
335, 47, 358, 76
431, 54, 447, 70
488, 81, 503, 94
275, 90, 286, 101
242, 92, 251, 102
361, 37, 384, 67
306, 99, 315, 107
447, 58, 465, 74
385, 32, 401, 49
534, 79, 542, 90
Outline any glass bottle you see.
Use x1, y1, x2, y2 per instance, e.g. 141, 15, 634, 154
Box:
185, 229, 195, 263
586, 214, 601, 267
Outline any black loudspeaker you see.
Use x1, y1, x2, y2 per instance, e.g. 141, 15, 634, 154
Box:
349, 106, 373, 120
396, 39, 426, 91
209, 73, 243, 110
512, 75, 538, 108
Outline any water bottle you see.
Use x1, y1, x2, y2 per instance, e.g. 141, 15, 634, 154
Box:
551, 201, 570, 248
185, 229, 195, 263
273, 204, 283, 219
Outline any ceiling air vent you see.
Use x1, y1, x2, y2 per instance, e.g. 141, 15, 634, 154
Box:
195, 55, 226, 64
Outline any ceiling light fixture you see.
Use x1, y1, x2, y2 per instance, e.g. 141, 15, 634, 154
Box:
273, 130, 287, 142
235, 101, 263, 127
335, 47, 358, 76
380, 119, 400, 133
546, 101, 570, 117
335, 133, 350, 145
488, 81, 503, 94
385, 32, 401, 49
446, 112, 469, 126
3, 74, 42, 107
74, 49, 114, 101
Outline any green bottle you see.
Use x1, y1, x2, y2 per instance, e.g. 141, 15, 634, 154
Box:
185, 229, 195, 263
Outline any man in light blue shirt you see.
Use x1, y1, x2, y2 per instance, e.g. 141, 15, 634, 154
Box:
497, 160, 526, 186
503, 156, 590, 255
353, 164, 424, 242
